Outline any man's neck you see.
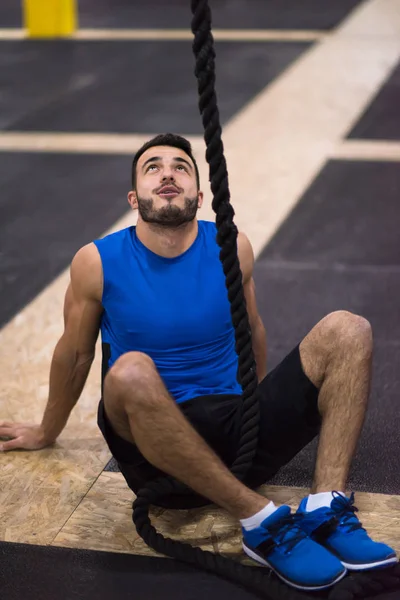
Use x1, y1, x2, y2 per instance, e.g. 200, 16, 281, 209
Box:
135, 219, 199, 258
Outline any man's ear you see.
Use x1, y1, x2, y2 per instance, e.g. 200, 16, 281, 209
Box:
197, 191, 204, 208
128, 190, 138, 210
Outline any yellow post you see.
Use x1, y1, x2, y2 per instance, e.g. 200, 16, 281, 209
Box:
23, 0, 78, 38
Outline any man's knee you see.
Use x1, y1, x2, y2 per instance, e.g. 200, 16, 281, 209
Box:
104, 352, 157, 401
300, 310, 372, 387
320, 310, 373, 355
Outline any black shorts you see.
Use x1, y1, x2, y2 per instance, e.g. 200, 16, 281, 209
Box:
97, 344, 321, 509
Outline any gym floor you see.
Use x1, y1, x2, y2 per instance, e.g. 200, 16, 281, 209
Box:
1, 1, 400, 599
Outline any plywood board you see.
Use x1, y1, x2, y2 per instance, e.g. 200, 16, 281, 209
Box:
53, 472, 400, 564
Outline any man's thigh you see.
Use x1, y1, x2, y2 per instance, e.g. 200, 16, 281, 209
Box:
244, 344, 322, 488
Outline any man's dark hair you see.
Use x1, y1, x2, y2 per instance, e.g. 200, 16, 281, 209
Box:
131, 133, 200, 190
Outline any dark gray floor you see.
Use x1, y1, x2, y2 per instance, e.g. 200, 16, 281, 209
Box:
0, 542, 261, 600
347, 59, 400, 140
0, 0, 363, 30
0, 152, 131, 327
1, 40, 311, 132
256, 160, 400, 494
1, 541, 399, 600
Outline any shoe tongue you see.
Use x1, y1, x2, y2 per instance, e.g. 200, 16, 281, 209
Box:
331, 493, 348, 512
260, 505, 291, 528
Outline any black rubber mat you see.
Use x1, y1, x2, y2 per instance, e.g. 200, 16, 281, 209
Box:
255, 160, 400, 494
2, 40, 311, 133
347, 60, 400, 140
0, 0, 20, 27
0, 542, 258, 600
1, 542, 399, 600
0, 152, 131, 327
77, 0, 363, 30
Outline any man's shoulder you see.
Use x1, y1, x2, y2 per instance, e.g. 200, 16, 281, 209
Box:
94, 226, 133, 246
70, 243, 103, 300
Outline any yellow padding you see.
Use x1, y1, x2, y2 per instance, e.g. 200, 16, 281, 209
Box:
24, 0, 78, 38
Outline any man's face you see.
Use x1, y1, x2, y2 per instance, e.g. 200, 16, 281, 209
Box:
129, 145, 203, 228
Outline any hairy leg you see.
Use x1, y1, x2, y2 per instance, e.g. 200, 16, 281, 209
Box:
103, 352, 268, 519
299, 310, 373, 493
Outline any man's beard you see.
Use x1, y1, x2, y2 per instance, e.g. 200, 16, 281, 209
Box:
137, 194, 198, 228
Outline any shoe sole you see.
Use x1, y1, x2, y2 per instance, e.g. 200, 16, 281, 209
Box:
341, 555, 399, 571
242, 542, 347, 591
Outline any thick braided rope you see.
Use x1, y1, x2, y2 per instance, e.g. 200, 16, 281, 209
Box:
132, 1, 400, 598
190, 0, 260, 475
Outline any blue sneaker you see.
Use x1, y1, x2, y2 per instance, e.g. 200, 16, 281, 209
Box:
297, 492, 398, 571
242, 505, 346, 591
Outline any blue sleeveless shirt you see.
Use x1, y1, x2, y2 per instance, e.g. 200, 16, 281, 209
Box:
93, 220, 242, 404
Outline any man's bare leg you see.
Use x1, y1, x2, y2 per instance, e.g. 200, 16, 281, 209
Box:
299, 310, 373, 494
103, 352, 268, 519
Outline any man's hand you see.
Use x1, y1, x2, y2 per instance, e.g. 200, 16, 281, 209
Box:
0, 422, 53, 451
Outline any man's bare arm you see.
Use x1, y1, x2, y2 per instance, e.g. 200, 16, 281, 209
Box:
0, 243, 103, 451
40, 243, 103, 443
238, 232, 267, 382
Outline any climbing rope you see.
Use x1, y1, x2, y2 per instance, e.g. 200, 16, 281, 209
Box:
132, 1, 400, 598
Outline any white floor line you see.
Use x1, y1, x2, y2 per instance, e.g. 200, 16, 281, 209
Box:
0, 27, 326, 42
0, 29, 25, 40
74, 28, 326, 42
0, 132, 202, 154
2, 134, 400, 164
331, 139, 400, 162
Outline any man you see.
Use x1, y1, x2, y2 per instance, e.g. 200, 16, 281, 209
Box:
0, 133, 397, 591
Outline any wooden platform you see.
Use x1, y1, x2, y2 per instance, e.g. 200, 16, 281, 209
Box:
2, 458, 399, 563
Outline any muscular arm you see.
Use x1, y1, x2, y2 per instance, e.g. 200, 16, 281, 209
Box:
40, 243, 103, 444
238, 232, 267, 382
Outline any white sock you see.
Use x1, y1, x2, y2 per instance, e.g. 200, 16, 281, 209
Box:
240, 501, 278, 530
306, 491, 346, 512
